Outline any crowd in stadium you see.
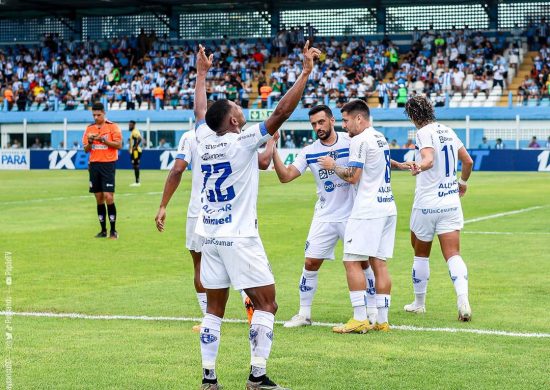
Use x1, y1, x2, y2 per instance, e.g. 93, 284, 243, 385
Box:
0, 19, 549, 112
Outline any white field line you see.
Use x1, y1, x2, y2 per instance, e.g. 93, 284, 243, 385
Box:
464, 206, 545, 224
0, 192, 163, 206
1, 311, 549, 339
464, 231, 550, 235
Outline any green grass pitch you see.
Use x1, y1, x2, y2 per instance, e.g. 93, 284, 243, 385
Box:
1, 170, 549, 389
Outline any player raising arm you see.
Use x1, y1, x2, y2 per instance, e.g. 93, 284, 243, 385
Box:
193, 41, 320, 390
403, 95, 474, 321
155, 45, 277, 332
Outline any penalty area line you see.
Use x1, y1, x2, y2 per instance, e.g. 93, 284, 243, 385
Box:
1, 311, 549, 339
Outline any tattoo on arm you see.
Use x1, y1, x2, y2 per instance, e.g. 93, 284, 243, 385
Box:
334, 165, 358, 181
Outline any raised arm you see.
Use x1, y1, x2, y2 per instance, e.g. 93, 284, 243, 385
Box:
258, 132, 279, 170
264, 41, 321, 135
194, 44, 213, 123
457, 146, 473, 197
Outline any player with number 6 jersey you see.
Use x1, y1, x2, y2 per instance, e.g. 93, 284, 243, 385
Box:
319, 99, 410, 334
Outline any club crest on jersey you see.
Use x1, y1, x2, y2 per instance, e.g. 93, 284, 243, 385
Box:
200, 328, 218, 344
327, 150, 339, 160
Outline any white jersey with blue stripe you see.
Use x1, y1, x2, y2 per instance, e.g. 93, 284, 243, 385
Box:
176, 129, 203, 218
292, 132, 354, 222
195, 122, 271, 238
347, 127, 397, 220
413, 122, 464, 209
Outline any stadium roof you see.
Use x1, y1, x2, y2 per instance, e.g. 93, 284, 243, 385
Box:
1, 0, 547, 19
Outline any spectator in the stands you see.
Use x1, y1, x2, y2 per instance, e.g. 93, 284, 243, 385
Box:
403, 139, 415, 149
478, 137, 491, 149
528, 136, 540, 148
495, 138, 505, 149
389, 139, 399, 149
546, 136, 550, 149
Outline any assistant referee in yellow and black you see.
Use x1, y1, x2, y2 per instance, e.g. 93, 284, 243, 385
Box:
82, 102, 123, 239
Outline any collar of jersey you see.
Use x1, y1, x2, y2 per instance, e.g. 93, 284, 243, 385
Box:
319, 131, 338, 147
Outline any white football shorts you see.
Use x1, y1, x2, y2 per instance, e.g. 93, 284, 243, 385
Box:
305, 220, 347, 260
343, 216, 397, 261
200, 236, 275, 290
186, 217, 205, 252
410, 206, 464, 242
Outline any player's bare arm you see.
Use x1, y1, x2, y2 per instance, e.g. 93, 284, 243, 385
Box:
272, 143, 301, 183
457, 146, 473, 197
411, 147, 435, 176
194, 44, 213, 122
155, 159, 189, 232
258, 131, 280, 170
391, 159, 416, 170
264, 41, 321, 135
318, 155, 361, 184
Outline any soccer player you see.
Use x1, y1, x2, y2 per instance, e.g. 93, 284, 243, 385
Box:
194, 42, 320, 390
155, 105, 277, 332
129, 120, 142, 187
271, 105, 378, 327
402, 95, 474, 321
82, 102, 122, 239
319, 99, 408, 333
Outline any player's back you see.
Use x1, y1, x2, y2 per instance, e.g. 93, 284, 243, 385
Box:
195, 123, 269, 238
349, 127, 396, 219
296, 132, 354, 222
414, 122, 463, 209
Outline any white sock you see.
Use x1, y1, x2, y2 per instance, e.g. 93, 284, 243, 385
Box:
200, 313, 222, 379
412, 256, 430, 306
447, 255, 469, 306
249, 310, 275, 379
376, 294, 391, 324
363, 267, 377, 323
196, 292, 207, 316
298, 268, 318, 319
349, 290, 367, 321
240, 289, 249, 305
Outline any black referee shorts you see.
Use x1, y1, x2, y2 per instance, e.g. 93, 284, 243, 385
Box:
89, 162, 116, 193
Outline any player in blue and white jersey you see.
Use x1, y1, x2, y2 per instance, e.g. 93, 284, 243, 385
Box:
271, 104, 378, 327
319, 99, 410, 333
154, 116, 277, 332
194, 43, 320, 390
402, 95, 474, 321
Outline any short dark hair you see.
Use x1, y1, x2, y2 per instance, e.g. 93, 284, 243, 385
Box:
340, 99, 370, 118
404, 95, 435, 126
129, 120, 136, 125
92, 102, 104, 111
205, 99, 232, 133
308, 105, 333, 118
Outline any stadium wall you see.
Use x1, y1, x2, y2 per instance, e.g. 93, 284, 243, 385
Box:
2, 107, 550, 151
2, 148, 550, 172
